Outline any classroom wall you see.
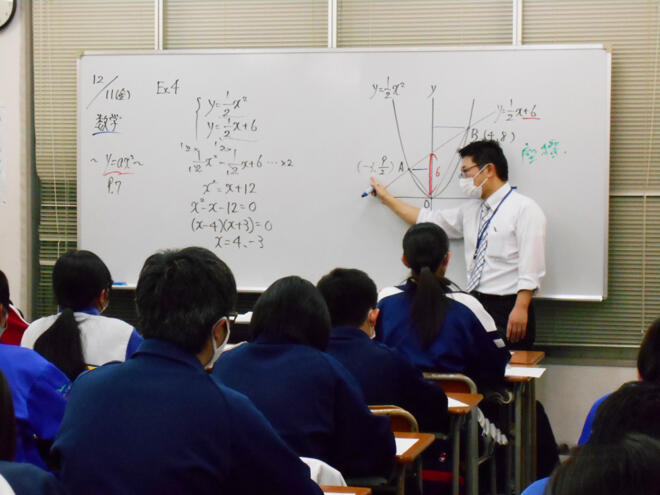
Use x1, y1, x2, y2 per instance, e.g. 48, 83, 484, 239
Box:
536, 363, 637, 446
0, 0, 32, 315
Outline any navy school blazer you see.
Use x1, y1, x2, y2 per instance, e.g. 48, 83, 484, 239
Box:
52, 338, 323, 495
327, 326, 450, 433
213, 336, 396, 478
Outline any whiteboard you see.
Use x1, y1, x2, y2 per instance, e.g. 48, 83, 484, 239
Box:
78, 46, 610, 299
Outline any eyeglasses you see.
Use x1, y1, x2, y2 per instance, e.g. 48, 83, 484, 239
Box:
459, 163, 488, 178
459, 164, 479, 178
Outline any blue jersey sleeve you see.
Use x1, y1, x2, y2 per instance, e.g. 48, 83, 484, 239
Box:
26, 361, 69, 441
125, 329, 143, 359
578, 393, 610, 445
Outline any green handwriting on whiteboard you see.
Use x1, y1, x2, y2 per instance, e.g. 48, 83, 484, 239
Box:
522, 139, 566, 165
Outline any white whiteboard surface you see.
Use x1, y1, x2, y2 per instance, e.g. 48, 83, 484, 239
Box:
78, 46, 610, 299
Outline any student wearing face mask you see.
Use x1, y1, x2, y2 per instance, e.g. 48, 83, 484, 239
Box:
371, 140, 546, 349
53, 247, 324, 495
21, 250, 141, 380
317, 267, 449, 433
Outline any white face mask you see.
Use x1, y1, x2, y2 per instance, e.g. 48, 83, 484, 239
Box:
459, 171, 488, 198
368, 324, 376, 340
207, 317, 231, 368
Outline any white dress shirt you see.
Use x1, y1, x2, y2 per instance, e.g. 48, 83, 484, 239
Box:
417, 183, 546, 295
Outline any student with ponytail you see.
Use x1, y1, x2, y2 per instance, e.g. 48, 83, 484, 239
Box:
376, 222, 510, 387
21, 250, 141, 380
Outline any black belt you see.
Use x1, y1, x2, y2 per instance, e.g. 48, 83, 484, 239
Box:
470, 291, 517, 301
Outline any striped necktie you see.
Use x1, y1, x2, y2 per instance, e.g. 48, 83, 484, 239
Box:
467, 202, 491, 292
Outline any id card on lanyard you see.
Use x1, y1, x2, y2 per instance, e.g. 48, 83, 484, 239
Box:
472, 186, 517, 260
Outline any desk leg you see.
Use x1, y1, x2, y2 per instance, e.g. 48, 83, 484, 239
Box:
450, 416, 462, 495
466, 409, 479, 495
524, 380, 536, 485
506, 399, 514, 495
514, 383, 524, 495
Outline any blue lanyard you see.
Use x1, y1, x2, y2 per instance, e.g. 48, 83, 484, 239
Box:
473, 186, 517, 259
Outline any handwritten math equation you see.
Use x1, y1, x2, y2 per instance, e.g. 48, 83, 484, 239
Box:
183, 89, 294, 251
87, 153, 144, 195
370, 76, 405, 99
85, 73, 295, 252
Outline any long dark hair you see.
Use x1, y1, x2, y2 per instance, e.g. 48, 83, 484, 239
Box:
34, 250, 112, 380
0, 370, 17, 461
403, 223, 452, 348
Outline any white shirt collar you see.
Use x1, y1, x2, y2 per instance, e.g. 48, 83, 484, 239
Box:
484, 182, 512, 210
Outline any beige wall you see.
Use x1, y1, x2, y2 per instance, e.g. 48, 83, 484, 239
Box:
536, 363, 638, 446
0, 0, 32, 315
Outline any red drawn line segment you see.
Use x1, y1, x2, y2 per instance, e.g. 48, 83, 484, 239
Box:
428, 153, 437, 196
103, 171, 135, 176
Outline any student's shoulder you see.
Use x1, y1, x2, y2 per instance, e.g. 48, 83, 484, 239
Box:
377, 285, 407, 304
82, 313, 134, 333
208, 372, 270, 415
0, 342, 61, 377
21, 315, 59, 347
445, 291, 497, 332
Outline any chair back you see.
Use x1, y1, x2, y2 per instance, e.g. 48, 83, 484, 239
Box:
369, 405, 419, 433
423, 372, 477, 394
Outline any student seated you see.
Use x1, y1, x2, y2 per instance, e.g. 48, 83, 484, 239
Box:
0, 270, 29, 346
213, 276, 396, 478
524, 317, 660, 494
0, 272, 69, 469
52, 247, 322, 495
376, 222, 510, 388
547, 433, 660, 495
0, 370, 67, 494
317, 267, 449, 433
523, 380, 660, 495
578, 316, 660, 446
21, 250, 141, 380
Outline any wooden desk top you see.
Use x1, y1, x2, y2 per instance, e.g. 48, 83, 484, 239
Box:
394, 432, 435, 464
321, 486, 371, 495
509, 350, 545, 365
446, 392, 483, 415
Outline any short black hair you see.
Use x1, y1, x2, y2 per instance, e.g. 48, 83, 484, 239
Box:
317, 268, 377, 328
458, 139, 508, 181
590, 381, 660, 444
638, 318, 660, 384
548, 433, 660, 495
250, 276, 331, 351
0, 270, 8, 308
53, 250, 113, 310
135, 247, 237, 355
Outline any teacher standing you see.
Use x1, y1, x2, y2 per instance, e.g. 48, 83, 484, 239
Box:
370, 139, 546, 349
